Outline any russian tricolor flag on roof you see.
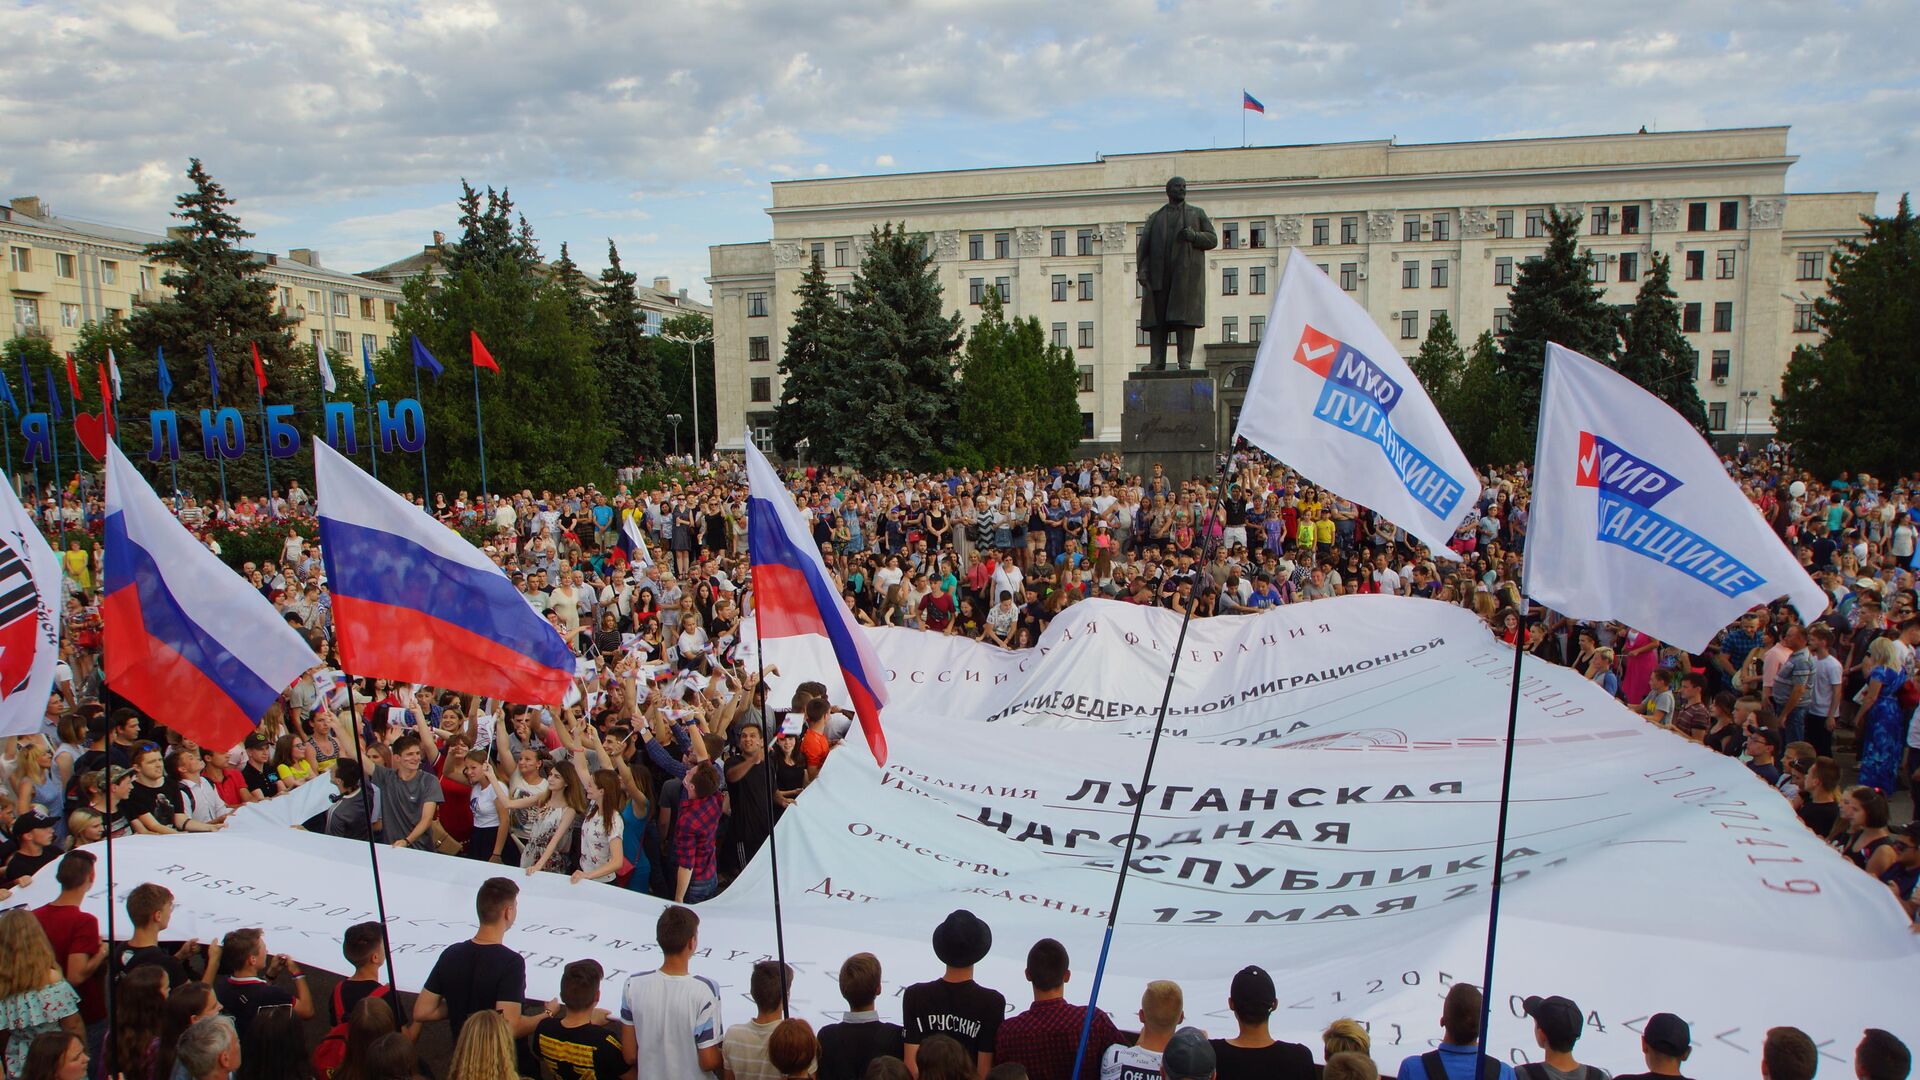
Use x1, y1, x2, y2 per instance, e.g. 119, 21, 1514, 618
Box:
314, 439, 574, 704
745, 442, 889, 766
103, 443, 319, 750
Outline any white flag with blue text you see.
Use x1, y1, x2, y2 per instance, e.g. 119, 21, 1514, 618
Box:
1523, 343, 1826, 651
1235, 249, 1480, 558
316, 342, 337, 395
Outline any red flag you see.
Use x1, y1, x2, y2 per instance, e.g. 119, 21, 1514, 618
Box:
64, 353, 81, 402
471, 331, 499, 372
97, 363, 114, 435
249, 341, 268, 394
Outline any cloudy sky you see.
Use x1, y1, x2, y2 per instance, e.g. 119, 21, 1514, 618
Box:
3, 0, 1913, 302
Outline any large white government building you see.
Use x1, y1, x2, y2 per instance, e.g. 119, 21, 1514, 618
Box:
709, 126, 1872, 454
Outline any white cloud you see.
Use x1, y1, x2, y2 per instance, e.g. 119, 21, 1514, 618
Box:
874, 154, 895, 166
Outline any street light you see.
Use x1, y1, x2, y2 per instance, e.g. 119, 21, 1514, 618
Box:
666, 413, 683, 459
663, 329, 713, 467
1739, 390, 1759, 437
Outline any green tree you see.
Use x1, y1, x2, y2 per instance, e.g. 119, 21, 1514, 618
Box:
650, 312, 715, 460
123, 158, 318, 499
1775, 196, 1920, 477
954, 289, 1081, 467
1448, 330, 1511, 467
1493, 208, 1621, 461
380, 180, 607, 495
772, 257, 842, 459
1409, 311, 1465, 409
551, 242, 601, 332
832, 224, 963, 471
1617, 253, 1708, 432
594, 241, 665, 467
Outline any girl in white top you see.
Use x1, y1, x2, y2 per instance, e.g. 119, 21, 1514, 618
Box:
572, 768, 627, 885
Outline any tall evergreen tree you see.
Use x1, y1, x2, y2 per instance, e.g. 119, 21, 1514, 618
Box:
833, 224, 963, 471
773, 256, 842, 459
595, 241, 665, 467
1617, 254, 1709, 432
954, 289, 1081, 468
1493, 208, 1621, 461
550, 243, 600, 332
123, 159, 318, 498
1449, 330, 1510, 467
1775, 195, 1920, 477
1409, 311, 1464, 407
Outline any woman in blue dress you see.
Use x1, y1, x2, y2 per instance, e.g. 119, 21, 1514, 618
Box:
1851, 636, 1909, 793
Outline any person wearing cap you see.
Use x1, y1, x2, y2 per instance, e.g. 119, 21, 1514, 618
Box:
1162, 1027, 1217, 1080
1101, 981, 1182, 1080
903, 910, 1005, 1079
1211, 966, 1313, 1080
1395, 983, 1514, 1080
3, 811, 60, 885
1518, 996, 1606, 1080
993, 938, 1121, 1080
1744, 727, 1786, 787
1612, 1013, 1692, 1080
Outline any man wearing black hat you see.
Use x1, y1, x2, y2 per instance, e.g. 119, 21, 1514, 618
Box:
1613, 1013, 1693, 1080
3, 811, 60, 885
1518, 996, 1606, 1080
904, 910, 1005, 1079
1210, 966, 1314, 1080
1163, 1028, 1217, 1080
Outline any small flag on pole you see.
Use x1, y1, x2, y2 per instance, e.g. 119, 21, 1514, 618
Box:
471, 331, 499, 372
96, 363, 113, 433
204, 343, 221, 402
0, 371, 17, 418
362, 338, 377, 389
619, 512, 654, 568
410, 335, 443, 379
19, 358, 31, 410
250, 342, 268, 395
107, 348, 121, 398
64, 354, 81, 402
156, 347, 172, 402
1242, 90, 1265, 114
317, 341, 337, 394
45, 370, 60, 422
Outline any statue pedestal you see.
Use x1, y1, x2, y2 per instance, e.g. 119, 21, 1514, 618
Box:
1121, 370, 1217, 484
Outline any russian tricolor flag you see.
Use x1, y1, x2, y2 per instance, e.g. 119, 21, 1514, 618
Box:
745, 442, 888, 766
314, 439, 574, 704
103, 443, 319, 750
619, 511, 654, 568
1243, 90, 1265, 114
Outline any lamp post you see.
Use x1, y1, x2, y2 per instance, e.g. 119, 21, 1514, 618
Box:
667, 413, 683, 459
1739, 390, 1759, 437
663, 329, 712, 466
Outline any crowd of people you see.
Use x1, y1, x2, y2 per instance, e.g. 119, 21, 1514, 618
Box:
2, 439, 1917, 1078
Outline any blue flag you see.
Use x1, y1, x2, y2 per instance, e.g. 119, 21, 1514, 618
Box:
18, 359, 31, 410
0, 371, 17, 419
410, 334, 443, 379
362, 337, 377, 389
45, 370, 60, 422
156, 346, 173, 402
204, 343, 221, 402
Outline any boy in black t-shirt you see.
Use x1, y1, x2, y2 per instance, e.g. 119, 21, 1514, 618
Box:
3, 812, 61, 885
332, 922, 402, 1025
1209, 966, 1315, 1080
818, 952, 905, 1080
407, 877, 556, 1043
535, 959, 626, 1080
903, 910, 1005, 1077
116, 883, 196, 985
240, 733, 282, 800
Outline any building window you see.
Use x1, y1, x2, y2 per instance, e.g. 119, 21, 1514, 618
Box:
1222, 223, 1239, 249
1222, 267, 1239, 295
1587, 258, 1607, 284
1077, 365, 1094, 393
1077, 229, 1095, 256
1715, 249, 1736, 279
99, 259, 117, 284
361, 333, 377, 357
1719, 201, 1740, 230
835, 242, 850, 267
1708, 402, 1727, 431
1687, 202, 1708, 231
1431, 309, 1447, 330
1051, 231, 1066, 258
1525, 209, 1545, 238
1052, 322, 1068, 348
969, 278, 985, 305
995, 233, 1010, 259
1794, 303, 1816, 333
384, 300, 398, 321
1494, 257, 1514, 286
1796, 251, 1823, 280
747, 291, 768, 317
55, 252, 74, 278
1340, 217, 1359, 245
1431, 214, 1450, 242
1495, 210, 1514, 239
1078, 273, 1094, 301
1221, 317, 1239, 343
1684, 251, 1704, 280
995, 276, 1010, 302
1591, 207, 1612, 235
12, 298, 38, 326
1052, 276, 1068, 302
1312, 218, 1330, 246
60, 303, 80, 328
1249, 222, 1267, 249
1402, 261, 1421, 289
1340, 263, 1358, 291
1400, 311, 1418, 339
751, 424, 775, 452
1621, 205, 1641, 235
810, 242, 825, 265
834, 283, 852, 302
1250, 265, 1267, 294
1249, 315, 1265, 343
7, 247, 28, 272
1493, 307, 1512, 334
1430, 260, 1449, 288
104, 308, 121, 325
311, 329, 324, 353
333, 330, 351, 354
1136, 321, 1149, 346
1682, 302, 1702, 333
749, 336, 771, 361
1403, 214, 1421, 243
1078, 321, 1094, 349
750, 377, 771, 403
1619, 252, 1639, 281
332, 292, 351, 316
1713, 301, 1733, 332
277, 287, 291, 310
1081, 412, 1095, 440
360, 297, 375, 320
969, 234, 984, 260
1710, 350, 1731, 380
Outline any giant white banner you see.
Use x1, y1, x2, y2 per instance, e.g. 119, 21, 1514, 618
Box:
27, 598, 1917, 1073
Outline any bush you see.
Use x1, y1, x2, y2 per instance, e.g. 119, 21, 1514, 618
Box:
205, 519, 317, 570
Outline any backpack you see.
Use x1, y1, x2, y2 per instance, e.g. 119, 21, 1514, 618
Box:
1420, 1050, 1502, 1080
312, 981, 391, 1078
1518, 1065, 1604, 1080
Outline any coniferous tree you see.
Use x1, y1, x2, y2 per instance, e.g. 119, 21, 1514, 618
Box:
1617, 254, 1709, 432
1775, 196, 1920, 477
833, 224, 963, 471
595, 241, 664, 467
773, 256, 842, 459
1449, 331, 1510, 467
551, 243, 601, 333
955, 290, 1081, 467
1493, 208, 1621, 461
1409, 312, 1465, 408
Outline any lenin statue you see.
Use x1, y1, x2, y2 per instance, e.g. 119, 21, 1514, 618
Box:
1136, 176, 1218, 371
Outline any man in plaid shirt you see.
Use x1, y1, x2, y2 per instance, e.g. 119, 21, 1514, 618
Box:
994, 939, 1121, 1080
672, 763, 724, 903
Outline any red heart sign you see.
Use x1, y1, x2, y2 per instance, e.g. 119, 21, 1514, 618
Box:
73, 412, 110, 461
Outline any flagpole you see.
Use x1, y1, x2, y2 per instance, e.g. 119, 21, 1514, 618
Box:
412, 363, 429, 502
339, 671, 403, 1000
99, 681, 124, 1079
471, 360, 488, 501
362, 348, 379, 482
1473, 612, 1527, 1068
749, 580, 790, 1018
46, 375, 64, 544
1069, 451, 1225, 1080
257, 382, 273, 517
209, 351, 229, 512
